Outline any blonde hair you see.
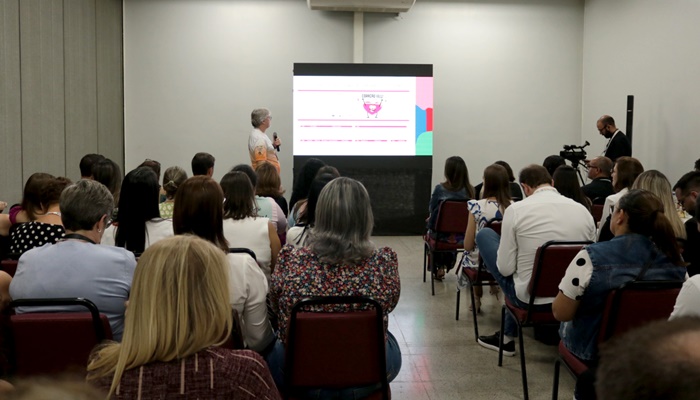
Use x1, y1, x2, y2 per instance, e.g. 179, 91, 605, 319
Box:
632, 170, 687, 240
87, 235, 232, 396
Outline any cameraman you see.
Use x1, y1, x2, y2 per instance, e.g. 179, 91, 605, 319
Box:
582, 156, 614, 202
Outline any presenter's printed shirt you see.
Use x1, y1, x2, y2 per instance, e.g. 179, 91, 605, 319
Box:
248, 128, 280, 173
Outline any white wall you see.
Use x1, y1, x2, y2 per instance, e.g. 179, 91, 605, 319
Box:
123, 0, 352, 191
123, 0, 584, 192
581, 0, 700, 185
364, 0, 584, 185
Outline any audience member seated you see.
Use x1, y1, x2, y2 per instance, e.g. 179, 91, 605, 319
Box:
631, 170, 687, 241
287, 174, 335, 248
101, 167, 173, 253
596, 318, 700, 400
138, 159, 161, 182
172, 176, 277, 356
289, 158, 326, 217
543, 155, 566, 177
427, 156, 475, 280
158, 166, 187, 219
9, 180, 135, 340
287, 165, 341, 225
673, 171, 700, 276
231, 164, 287, 236
474, 160, 526, 201
315, 165, 340, 179
554, 165, 592, 211
552, 189, 686, 399
10, 174, 71, 255
475, 165, 596, 356
191, 152, 215, 177
670, 275, 700, 320
86, 235, 280, 399
139, 158, 164, 202
0, 271, 11, 311
269, 177, 402, 392
598, 157, 644, 239
458, 164, 512, 312
220, 171, 281, 281
79, 153, 105, 180
91, 158, 122, 205
582, 156, 614, 202
255, 161, 288, 217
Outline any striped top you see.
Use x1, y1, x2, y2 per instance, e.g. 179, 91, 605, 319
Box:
96, 347, 280, 399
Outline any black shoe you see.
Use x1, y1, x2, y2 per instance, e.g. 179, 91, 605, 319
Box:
477, 331, 515, 357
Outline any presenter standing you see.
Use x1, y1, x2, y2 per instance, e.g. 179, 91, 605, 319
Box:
249, 108, 282, 173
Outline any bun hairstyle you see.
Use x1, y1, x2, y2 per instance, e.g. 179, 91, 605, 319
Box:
617, 189, 683, 266
162, 166, 188, 199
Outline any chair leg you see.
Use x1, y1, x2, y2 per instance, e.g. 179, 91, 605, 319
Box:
498, 305, 505, 367
423, 244, 428, 283
455, 287, 460, 321
470, 283, 479, 341
519, 325, 529, 400
552, 359, 561, 400
430, 251, 435, 296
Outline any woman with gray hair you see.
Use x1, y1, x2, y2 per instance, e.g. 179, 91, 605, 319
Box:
9, 179, 136, 341
248, 108, 281, 173
269, 177, 402, 393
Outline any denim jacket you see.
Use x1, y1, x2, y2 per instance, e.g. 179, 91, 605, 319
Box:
560, 233, 686, 361
427, 184, 468, 231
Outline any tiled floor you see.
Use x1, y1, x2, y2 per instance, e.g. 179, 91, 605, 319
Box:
373, 236, 575, 400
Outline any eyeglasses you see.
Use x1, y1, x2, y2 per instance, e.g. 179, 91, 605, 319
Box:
677, 192, 687, 207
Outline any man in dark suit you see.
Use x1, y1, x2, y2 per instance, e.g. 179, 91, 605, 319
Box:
582, 156, 614, 202
597, 115, 631, 162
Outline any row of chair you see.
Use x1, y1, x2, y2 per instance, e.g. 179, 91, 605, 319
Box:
424, 199, 682, 400
0, 295, 391, 399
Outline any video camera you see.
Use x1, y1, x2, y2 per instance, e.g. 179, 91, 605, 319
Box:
559, 141, 590, 165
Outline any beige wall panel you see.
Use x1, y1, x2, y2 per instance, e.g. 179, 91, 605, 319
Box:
64, 0, 98, 182
0, 0, 23, 204
96, 0, 124, 171
19, 0, 66, 178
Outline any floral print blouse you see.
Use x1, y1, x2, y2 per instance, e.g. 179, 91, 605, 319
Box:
270, 245, 401, 345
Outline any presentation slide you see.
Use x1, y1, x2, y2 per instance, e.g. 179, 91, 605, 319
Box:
293, 65, 433, 156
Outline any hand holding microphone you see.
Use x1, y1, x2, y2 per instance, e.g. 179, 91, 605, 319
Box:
273, 132, 281, 152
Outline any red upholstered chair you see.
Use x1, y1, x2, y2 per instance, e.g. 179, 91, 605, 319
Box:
0, 253, 20, 277
423, 199, 470, 295
551, 280, 683, 399
455, 219, 501, 342
498, 240, 591, 400
9, 298, 112, 376
284, 296, 390, 400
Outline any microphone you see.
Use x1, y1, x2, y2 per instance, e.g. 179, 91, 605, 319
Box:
273, 132, 280, 152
